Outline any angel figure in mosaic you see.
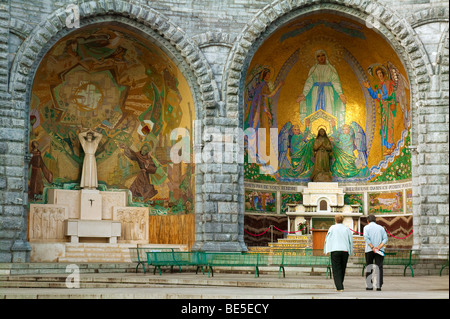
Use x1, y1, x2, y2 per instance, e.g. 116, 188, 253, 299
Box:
362, 62, 409, 157
277, 119, 314, 178
329, 119, 368, 179
245, 67, 284, 164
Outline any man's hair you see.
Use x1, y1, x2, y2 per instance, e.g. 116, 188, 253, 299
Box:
368, 214, 376, 223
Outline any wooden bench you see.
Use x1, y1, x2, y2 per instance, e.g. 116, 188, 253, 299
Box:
147, 251, 205, 275
356, 249, 419, 277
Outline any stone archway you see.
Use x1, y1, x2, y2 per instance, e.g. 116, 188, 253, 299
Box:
229, 0, 432, 254
7, 1, 219, 261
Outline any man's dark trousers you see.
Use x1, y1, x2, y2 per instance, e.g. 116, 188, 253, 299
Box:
330, 251, 349, 290
365, 251, 384, 289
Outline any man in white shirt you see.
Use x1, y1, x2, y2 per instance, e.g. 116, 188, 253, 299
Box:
363, 214, 388, 291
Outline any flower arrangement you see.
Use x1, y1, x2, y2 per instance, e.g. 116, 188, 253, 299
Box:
297, 221, 308, 234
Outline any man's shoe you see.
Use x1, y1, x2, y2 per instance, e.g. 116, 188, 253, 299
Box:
366, 288, 373, 290
376, 288, 382, 291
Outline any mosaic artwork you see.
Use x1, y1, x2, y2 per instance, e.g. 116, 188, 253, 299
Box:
29, 25, 195, 214
244, 190, 276, 213
369, 191, 404, 214
244, 13, 411, 183
406, 189, 413, 214
281, 193, 303, 214
344, 193, 363, 212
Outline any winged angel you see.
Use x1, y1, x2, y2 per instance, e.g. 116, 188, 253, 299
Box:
244, 66, 283, 167
362, 62, 410, 156
277, 120, 315, 178
330, 120, 369, 179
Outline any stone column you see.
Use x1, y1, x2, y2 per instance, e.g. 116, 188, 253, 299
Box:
191, 120, 247, 252
0, 0, 31, 262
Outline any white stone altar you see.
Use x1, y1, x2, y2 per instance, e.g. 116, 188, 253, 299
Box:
28, 188, 150, 262
79, 189, 102, 220
286, 182, 362, 234
64, 219, 121, 243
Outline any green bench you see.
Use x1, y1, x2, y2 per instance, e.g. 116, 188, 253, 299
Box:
205, 252, 266, 278
273, 249, 332, 279
357, 249, 419, 277
143, 250, 333, 278
440, 252, 449, 276
129, 247, 178, 273
146, 251, 206, 275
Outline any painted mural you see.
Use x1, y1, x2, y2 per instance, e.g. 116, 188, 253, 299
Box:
29, 25, 194, 214
244, 14, 411, 183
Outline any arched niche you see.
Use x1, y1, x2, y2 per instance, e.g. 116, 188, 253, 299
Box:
243, 12, 411, 184
242, 10, 416, 249
27, 22, 197, 248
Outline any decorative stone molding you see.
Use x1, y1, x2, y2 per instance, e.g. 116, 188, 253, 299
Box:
192, 31, 236, 49
406, 6, 449, 28
9, 17, 34, 39
113, 207, 149, 243
29, 204, 68, 241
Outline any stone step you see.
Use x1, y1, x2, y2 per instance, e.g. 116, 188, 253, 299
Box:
0, 272, 335, 290
0, 257, 446, 278
0, 263, 137, 275
59, 243, 135, 263
268, 240, 310, 245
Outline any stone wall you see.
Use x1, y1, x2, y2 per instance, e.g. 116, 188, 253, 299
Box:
0, 0, 448, 261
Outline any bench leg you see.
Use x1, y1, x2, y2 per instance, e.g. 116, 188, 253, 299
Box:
404, 264, 414, 277
278, 266, 285, 278
440, 263, 448, 276
208, 266, 214, 278
196, 266, 205, 275
142, 263, 147, 274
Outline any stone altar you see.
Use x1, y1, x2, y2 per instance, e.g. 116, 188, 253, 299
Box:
64, 219, 121, 243
28, 188, 150, 262
286, 182, 362, 234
